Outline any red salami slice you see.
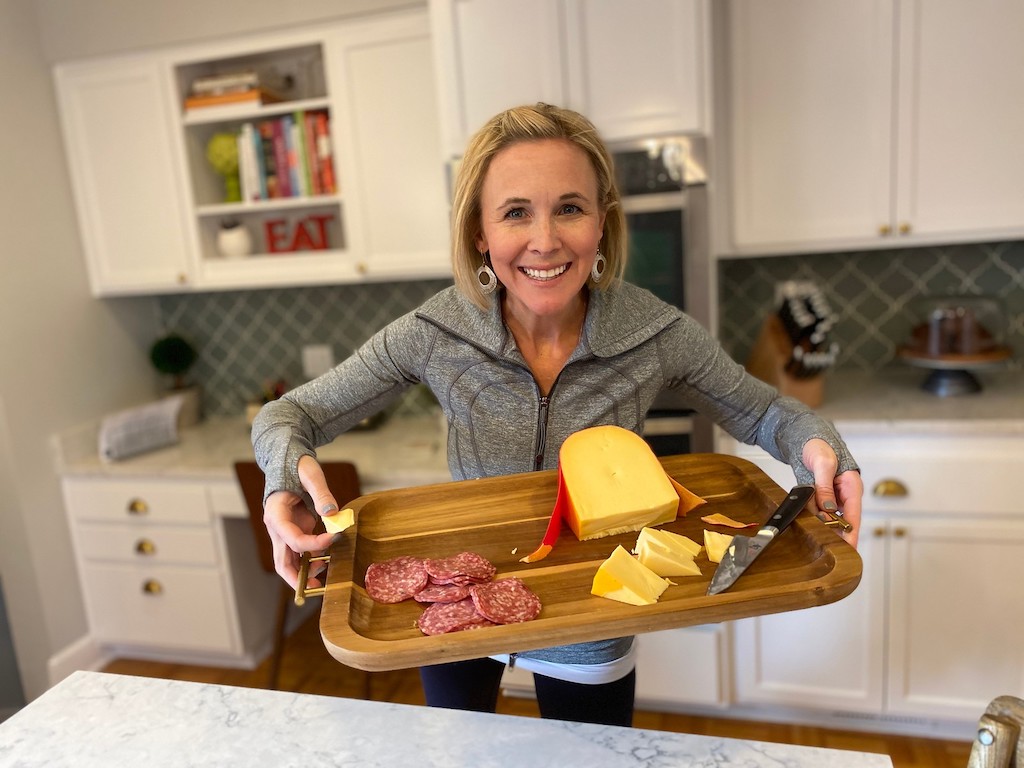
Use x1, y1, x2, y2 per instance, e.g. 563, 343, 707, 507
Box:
417, 597, 496, 636
470, 578, 542, 624
413, 583, 473, 604
424, 552, 496, 585
364, 555, 429, 604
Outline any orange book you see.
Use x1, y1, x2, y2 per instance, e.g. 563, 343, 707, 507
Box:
184, 87, 283, 111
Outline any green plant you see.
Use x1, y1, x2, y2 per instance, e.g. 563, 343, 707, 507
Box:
149, 333, 197, 389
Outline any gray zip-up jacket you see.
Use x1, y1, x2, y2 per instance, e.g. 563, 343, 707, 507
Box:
253, 282, 857, 665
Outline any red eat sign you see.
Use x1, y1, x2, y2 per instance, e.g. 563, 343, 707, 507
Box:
264, 214, 334, 253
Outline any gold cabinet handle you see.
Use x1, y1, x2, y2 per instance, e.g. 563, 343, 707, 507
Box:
135, 538, 156, 556
898, 222, 912, 235
142, 579, 163, 595
878, 224, 893, 236
872, 479, 908, 497
127, 498, 149, 515
356, 262, 368, 276
873, 527, 887, 538
893, 527, 907, 538
177, 273, 188, 284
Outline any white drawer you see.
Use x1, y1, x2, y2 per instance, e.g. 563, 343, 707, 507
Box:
63, 477, 210, 524
207, 479, 247, 518
80, 561, 234, 653
74, 522, 218, 566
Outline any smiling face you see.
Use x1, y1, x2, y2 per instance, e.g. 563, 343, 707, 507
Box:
475, 138, 606, 326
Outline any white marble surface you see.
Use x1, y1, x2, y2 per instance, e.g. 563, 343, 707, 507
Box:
0, 671, 894, 768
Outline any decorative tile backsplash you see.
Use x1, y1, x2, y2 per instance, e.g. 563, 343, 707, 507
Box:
156, 240, 1023, 418
718, 240, 1024, 373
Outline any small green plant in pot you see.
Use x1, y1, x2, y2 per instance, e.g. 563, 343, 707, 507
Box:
150, 333, 201, 426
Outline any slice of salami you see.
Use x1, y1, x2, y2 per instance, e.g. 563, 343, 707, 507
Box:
470, 578, 542, 624
364, 555, 429, 604
417, 597, 496, 636
413, 583, 473, 604
424, 552, 496, 584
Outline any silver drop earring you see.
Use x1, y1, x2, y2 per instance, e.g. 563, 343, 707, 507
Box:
591, 248, 607, 283
476, 251, 498, 295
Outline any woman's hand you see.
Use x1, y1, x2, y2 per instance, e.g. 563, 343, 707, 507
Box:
262, 455, 344, 589
802, 438, 864, 548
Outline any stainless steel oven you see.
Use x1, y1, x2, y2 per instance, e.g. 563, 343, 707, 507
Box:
610, 136, 712, 454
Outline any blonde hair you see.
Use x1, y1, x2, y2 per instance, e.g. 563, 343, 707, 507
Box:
451, 103, 626, 308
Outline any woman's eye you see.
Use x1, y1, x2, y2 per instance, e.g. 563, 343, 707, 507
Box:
559, 204, 582, 215
504, 207, 526, 220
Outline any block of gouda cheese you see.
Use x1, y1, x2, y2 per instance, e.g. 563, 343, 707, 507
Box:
634, 527, 702, 577
591, 545, 672, 606
322, 507, 355, 535
561, 425, 679, 540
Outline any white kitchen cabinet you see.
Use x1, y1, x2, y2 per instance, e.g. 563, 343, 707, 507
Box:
722, 0, 1024, 255
61, 476, 279, 664
54, 54, 194, 294
430, 0, 708, 157
54, 9, 450, 296
718, 429, 1024, 729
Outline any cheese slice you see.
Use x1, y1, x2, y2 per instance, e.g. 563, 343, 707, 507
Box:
703, 529, 734, 564
634, 527, 702, 577
322, 507, 355, 535
561, 425, 679, 540
592, 545, 672, 606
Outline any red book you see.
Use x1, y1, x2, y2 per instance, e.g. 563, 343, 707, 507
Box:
314, 111, 336, 194
303, 111, 322, 196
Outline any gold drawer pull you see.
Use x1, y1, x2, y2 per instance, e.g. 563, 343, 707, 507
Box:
127, 498, 149, 515
135, 538, 156, 556
142, 579, 163, 596
898, 222, 912, 235
878, 224, 892, 236
872, 479, 908, 497
893, 527, 907, 538
873, 527, 887, 538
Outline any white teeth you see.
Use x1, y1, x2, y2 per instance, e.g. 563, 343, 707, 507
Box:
522, 264, 569, 280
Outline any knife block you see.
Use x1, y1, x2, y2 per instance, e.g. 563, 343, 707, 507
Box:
745, 315, 825, 408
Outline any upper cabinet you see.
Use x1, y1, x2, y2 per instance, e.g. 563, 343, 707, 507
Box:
430, 0, 709, 156
55, 10, 450, 297
722, 0, 1024, 256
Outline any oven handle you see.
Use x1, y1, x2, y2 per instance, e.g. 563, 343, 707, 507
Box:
621, 192, 691, 215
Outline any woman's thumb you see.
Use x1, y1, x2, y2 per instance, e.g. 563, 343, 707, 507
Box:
296, 455, 339, 519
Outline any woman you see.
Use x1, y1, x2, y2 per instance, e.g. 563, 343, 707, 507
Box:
253, 103, 863, 726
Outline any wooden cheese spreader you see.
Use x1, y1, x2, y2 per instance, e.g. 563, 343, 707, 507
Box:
317, 453, 862, 671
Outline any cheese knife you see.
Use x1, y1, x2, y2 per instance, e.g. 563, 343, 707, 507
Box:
707, 484, 816, 596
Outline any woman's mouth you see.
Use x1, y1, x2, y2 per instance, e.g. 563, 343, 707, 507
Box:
521, 263, 570, 281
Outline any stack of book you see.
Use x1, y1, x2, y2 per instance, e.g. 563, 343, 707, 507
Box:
184, 71, 283, 114
235, 110, 336, 202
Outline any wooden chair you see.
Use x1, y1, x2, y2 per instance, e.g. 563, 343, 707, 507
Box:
234, 460, 362, 691
967, 695, 1024, 767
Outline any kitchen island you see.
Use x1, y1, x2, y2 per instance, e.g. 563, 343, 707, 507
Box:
0, 671, 894, 767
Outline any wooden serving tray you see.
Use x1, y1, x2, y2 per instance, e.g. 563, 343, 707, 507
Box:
319, 453, 862, 671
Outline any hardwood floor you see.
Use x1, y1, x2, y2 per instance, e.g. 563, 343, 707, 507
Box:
102, 615, 973, 768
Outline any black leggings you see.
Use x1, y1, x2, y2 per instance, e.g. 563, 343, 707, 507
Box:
419, 658, 635, 727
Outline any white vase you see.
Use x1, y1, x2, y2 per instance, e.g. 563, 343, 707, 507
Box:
216, 222, 253, 258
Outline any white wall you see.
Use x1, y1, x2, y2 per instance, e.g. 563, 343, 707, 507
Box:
0, 0, 162, 700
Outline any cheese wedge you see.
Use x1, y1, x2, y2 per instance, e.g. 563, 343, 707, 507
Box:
561, 425, 679, 540
592, 545, 672, 606
703, 529, 734, 564
634, 527, 702, 577
322, 507, 355, 535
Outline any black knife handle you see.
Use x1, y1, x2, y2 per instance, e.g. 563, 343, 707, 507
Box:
766, 484, 816, 535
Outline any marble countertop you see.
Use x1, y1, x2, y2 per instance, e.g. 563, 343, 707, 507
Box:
0, 671, 894, 768
54, 412, 452, 492
806, 366, 1024, 435
52, 367, 1024, 486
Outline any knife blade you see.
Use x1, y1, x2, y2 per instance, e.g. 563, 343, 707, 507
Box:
707, 484, 816, 596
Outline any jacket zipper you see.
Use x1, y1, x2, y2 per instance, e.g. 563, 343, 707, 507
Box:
534, 395, 550, 471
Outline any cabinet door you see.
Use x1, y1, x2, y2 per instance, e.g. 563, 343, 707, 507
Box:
635, 625, 728, 709
894, 0, 1024, 240
725, 0, 895, 251
733, 520, 885, 712
886, 518, 1024, 721
429, 0, 565, 157
564, 0, 706, 140
330, 12, 451, 279
55, 54, 193, 295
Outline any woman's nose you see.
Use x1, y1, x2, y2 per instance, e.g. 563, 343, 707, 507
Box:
529, 216, 560, 252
